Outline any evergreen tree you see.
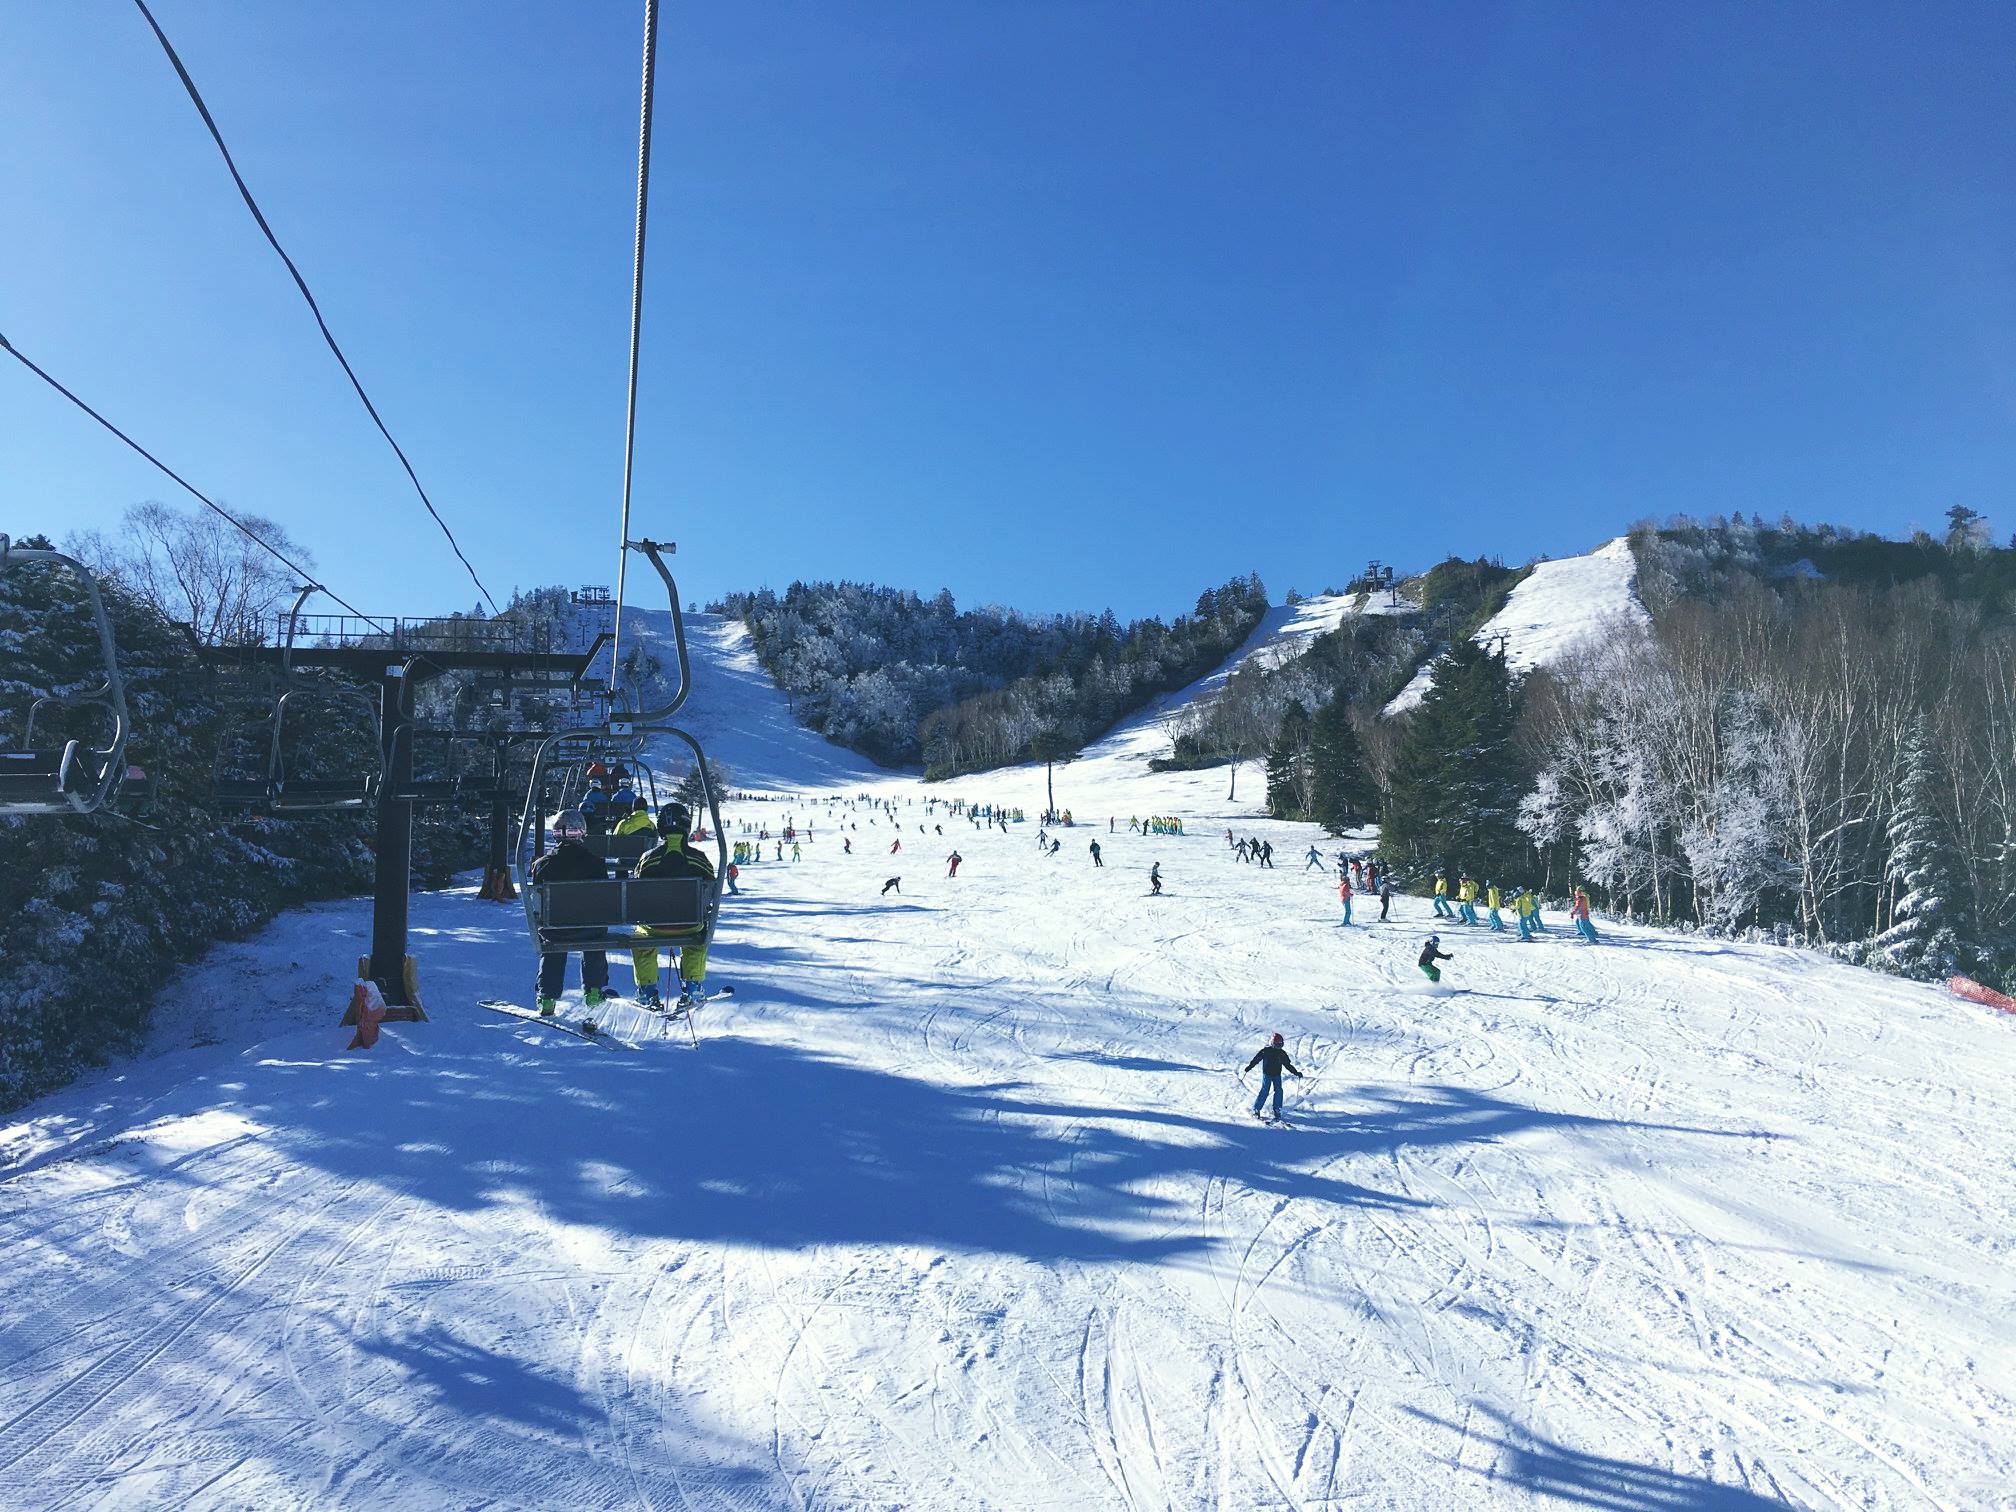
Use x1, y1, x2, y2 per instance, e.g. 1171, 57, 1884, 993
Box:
1379, 639, 1524, 876
1876, 730, 1967, 979
1265, 700, 1312, 820
1307, 694, 1375, 834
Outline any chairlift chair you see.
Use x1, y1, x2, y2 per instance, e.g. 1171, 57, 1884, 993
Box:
207, 586, 383, 813
516, 541, 728, 956
0, 534, 132, 816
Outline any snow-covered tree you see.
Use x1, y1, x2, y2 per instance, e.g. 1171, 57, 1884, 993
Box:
1875, 730, 1967, 979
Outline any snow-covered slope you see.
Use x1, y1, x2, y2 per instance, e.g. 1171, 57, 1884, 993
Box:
1084, 587, 1400, 771
5, 693, 2015, 1507
616, 606, 895, 792
1386, 535, 1650, 714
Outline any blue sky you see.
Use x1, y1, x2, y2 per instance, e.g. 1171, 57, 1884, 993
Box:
5, 2, 2011, 623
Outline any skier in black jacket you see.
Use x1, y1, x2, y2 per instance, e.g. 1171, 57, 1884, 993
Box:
1419, 935, 1453, 983
529, 808, 610, 1014
1243, 1033, 1303, 1121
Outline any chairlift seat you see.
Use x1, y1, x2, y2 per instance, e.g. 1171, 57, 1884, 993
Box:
532, 876, 713, 950
269, 778, 379, 811
0, 744, 115, 811
585, 831, 658, 864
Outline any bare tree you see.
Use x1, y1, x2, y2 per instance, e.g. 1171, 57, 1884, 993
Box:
69, 501, 313, 645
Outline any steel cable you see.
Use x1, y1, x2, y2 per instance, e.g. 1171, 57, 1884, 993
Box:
1, 331, 391, 634
609, 0, 662, 694
131, 0, 501, 617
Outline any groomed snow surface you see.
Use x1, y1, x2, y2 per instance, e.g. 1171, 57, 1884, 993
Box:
1386, 537, 1650, 715
4, 604, 2014, 1511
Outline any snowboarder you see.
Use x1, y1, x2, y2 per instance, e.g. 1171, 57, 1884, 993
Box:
881, 876, 902, 896
629, 803, 717, 1010
1419, 934, 1453, 984
1150, 862, 1162, 896
1304, 845, 1324, 871
1089, 840, 1103, 868
1572, 887, 1600, 944
947, 851, 963, 877
1338, 873, 1354, 925
530, 809, 610, 1014
1244, 1033, 1303, 1122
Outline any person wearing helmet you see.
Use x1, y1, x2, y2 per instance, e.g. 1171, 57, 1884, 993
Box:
1243, 1032, 1304, 1121
529, 808, 612, 1014
1419, 934, 1453, 983
581, 769, 619, 835
629, 801, 717, 1008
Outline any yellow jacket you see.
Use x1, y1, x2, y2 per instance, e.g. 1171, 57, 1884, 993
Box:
1458, 880, 1477, 902
1434, 877, 1448, 897
1486, 886, 1501, 909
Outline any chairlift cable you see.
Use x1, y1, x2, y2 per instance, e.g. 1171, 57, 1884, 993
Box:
0, 332, 391, 635
609, 0, 662, 695
130, 0, 502, 618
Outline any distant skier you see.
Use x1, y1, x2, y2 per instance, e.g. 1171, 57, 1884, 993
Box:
1150, 862, 1162, 896
1418, 934, 1453, 984
881, 876, 902, 896
790, 841, 802, 862
1243, 1033, 1304, 1122
1049, 838, 1062, 856
1235, 839, 1250, 862
1304, 845, 1324, 871
1089, 840, 1104, 868
529, 809, 610, 1014
1338, 873, 1354, 925
1379, 872, 1394, 922
1571, 887, 1600, 944
947, 851, 962, 877
1259, 840, 1274, 869
1514, 887, 1538, 941
1433, 872, 1455, 918
843, 837, 853, 855
1486, 881, 1505, 932
725, 861, 740, 895
890, 839, 901, 855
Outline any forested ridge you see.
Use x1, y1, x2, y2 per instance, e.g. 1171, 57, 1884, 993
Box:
712, 576, 1270, 773
1238, 513, 2015, 995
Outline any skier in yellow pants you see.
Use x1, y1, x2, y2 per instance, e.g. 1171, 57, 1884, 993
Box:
629, 802, 716, 1010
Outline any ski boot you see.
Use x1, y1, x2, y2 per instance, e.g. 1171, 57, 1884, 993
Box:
537, 995, 559, 1017
585, 987, 608, 1009
635, 984, 663, 1011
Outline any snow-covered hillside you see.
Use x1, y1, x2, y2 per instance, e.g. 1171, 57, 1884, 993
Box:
1387, 536, 1650, 714
618, 607, 895, 792
4, 588, 2013, 1511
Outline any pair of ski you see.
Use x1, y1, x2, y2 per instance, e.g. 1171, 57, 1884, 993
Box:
479, 985, 733, 1050
1252, 1113, 1294, 1129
